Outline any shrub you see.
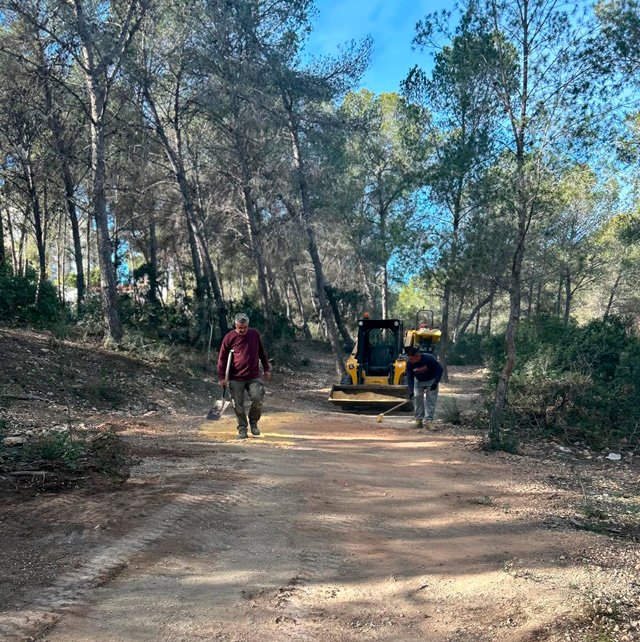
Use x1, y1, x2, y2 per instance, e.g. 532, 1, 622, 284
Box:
10, 431, 87, 470
0, 266, 64, 326
486, 315, 640, 448
448, 334, 487, 365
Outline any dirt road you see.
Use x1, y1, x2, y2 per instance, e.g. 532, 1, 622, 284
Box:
2, 366, 638, 642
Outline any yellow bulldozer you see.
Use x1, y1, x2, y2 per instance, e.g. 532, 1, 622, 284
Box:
328, 310, 441, 410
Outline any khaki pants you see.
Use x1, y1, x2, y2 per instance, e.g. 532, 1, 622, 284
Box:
229, 379, 265, 430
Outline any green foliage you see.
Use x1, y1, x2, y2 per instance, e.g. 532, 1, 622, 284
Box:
325, 285, 367, 326
441, 397, 462, 425
392, 277, 438, 323
448, 334, 486, 365
14, 432, 86, 469
0, 266, 64, 326
486, 315, 640, 448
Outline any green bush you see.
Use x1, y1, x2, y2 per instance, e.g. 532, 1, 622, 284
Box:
14, 431, 86, 470
486, 315, 640, 448
448, 334, 487, 365
0, 266, 64, 326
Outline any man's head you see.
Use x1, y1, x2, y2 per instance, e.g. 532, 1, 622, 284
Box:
405, 346, 421, 364
234, 312, 249, 335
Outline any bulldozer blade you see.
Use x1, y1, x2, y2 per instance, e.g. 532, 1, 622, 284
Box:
328, 384, 410, 410
206, 398, 231, 421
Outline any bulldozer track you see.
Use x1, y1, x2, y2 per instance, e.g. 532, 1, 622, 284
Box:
0, 481, 247, 641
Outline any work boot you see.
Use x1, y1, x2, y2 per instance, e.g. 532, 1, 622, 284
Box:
415, 419, 424, 429
425, 420, 438, 431
250, 424, 261, 436
237, 428, 248, 440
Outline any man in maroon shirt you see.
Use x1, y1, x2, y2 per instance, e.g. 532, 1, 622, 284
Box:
218, 312, 271, 439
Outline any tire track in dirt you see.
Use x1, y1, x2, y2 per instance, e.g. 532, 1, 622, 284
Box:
0, 481, 246, 642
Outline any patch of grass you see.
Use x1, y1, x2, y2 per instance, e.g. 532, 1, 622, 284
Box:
584, 632, 617, 642
469, 495, 494, 506
576, 522, 609, 535
581, 503, 609, 521
441, 398, 462, 425
15, 432, 86, 469
120, 332, 179, 363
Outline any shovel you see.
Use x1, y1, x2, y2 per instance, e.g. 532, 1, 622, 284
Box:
206, 349, 234, 421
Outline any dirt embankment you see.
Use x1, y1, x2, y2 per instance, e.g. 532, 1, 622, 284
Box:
0, 329, 639, 642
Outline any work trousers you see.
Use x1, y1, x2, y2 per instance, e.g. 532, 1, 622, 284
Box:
414, 378, 438, 421
229, 379, 265, 430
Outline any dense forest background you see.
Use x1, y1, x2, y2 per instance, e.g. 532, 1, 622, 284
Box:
1, 0, 639, 448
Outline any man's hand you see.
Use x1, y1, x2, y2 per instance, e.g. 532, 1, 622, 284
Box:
414, 365, 427, 373
219, 378, 227, 388
430, 382, 438, 391
264, 371, 272, 382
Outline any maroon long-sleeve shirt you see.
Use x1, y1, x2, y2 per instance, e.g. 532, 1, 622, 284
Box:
217, 328, 270, 381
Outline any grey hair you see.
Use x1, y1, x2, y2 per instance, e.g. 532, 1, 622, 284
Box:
234, 312, 249, 325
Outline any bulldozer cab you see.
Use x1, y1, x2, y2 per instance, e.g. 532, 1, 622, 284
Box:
355, 319, 403, 382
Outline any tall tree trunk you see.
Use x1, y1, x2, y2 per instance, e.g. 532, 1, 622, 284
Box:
284, 94, 346, 374
381, 263, 389, 320
604, 270, 623, 319
357, 256, 376, 313
234, 128, 273, 335
18, 225, 27, 276
90, 108, 124, 341
142, 85, 223, 327
62, 164, 84, 310
24, 158, 47, 298
0, 206, 5, 268
284, 282, 292, 322
147, 212, 159, 309
183, 206, 208, 303
490, 201, 526, 443
488, 0, 540, 446
86, 215, 91, 291
487, 287, 494, 335
458, 285, 497, 339
440, 281, 452, 382
325, 285, 353, 348
378, 199, 389, 320
39, 42, 85, 309
439, 187, 463, 382
526, 275, 534, 319
195, 228, 229, 338
76, 57, 122, 340
563, 271, 572, 325
70, 0, 150, 342
306, 272, 326, 340
5, 205, 19, 273
288, 261, 312, 340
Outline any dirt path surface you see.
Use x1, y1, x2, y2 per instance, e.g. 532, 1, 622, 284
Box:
1, 336, 639, 642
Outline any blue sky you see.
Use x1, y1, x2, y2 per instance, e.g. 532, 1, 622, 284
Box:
304, 0, 448, 95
